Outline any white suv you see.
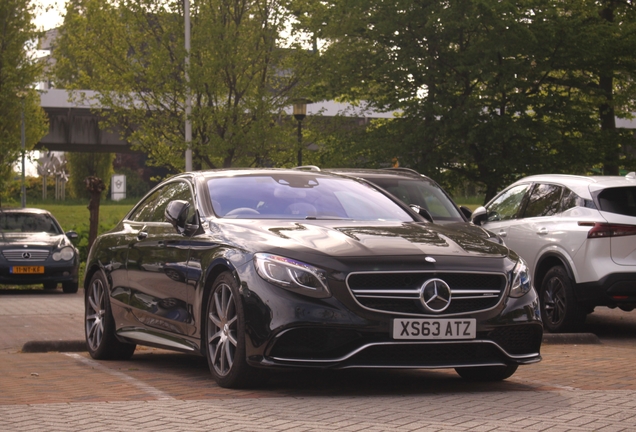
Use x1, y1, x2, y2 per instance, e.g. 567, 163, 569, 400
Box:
472, 173, 636, 332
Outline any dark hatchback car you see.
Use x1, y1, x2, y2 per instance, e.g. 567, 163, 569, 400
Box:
317, 167, 503, 244
0, 208, 80, 293
85, 169, 542, 388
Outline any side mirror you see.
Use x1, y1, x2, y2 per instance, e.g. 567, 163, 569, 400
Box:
459, 206, 472, 220
410, 205, 434, 223
165, 200, 191, 234
65, 231, 78, 240
471, 206, 488, 226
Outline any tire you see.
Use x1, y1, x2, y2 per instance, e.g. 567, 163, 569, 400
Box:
62, 281, 79, 294
540, 266, 586, 333
205, 272, 261, 388
43, 282, 57, 290
455, 364, 518, 381
85, 272, 136, 360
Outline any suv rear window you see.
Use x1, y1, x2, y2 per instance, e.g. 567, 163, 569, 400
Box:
597, 187, 636, 216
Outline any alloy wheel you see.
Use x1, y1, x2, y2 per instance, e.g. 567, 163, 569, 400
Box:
207, 282, 238, 377
543, 276, 566, 327
86, 277, 106, 351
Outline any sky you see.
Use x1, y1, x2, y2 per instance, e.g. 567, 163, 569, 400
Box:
34, 0, 65, 31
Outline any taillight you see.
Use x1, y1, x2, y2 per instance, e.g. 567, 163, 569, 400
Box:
578, 222, 636, 238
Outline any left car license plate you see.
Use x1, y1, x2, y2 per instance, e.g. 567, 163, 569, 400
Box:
11, 266, 45, 274
393, 318, 476, 340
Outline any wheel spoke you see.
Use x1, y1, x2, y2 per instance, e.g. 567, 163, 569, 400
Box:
224, 339, 234, 369
208, 312, 222, 328
208, 329, 223, 345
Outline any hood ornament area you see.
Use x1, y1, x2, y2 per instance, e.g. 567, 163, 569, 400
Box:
420, 278, 452, 313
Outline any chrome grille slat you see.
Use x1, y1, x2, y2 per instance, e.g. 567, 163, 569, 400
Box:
2, 249, 50, 261
347, 271, 508, 316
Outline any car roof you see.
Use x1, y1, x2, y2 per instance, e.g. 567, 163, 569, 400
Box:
508, 173, 636, 199
0, 207, 53, 215
316, 167, 437, 182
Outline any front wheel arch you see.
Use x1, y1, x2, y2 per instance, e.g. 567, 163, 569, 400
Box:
534, 253, 575, 293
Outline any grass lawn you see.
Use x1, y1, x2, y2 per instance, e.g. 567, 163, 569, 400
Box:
37, 201, 134, 234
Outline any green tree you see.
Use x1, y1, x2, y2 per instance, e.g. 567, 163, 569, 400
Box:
54, 0, 316, 171
295, 0, 636, 201
66, 152, 115, 199
0, 0, 48, 200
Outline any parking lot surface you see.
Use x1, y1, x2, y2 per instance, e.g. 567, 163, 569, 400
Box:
1, 289, 636, 431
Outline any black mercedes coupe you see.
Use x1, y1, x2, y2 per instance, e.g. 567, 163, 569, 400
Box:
0, 208, 79, 292
84, 169, 542, 388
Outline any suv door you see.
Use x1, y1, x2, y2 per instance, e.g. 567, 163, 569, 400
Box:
481, 184, 531, 248
504, 183, 565, 274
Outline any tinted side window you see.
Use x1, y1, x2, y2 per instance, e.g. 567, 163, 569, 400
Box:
560, 188, 597, 211
128, 181, 194, 223
560, 188, 578, 212
152, 181, 194, 222
129, 190, 161, 222
486, 184, 530, 222
597, 187, 636, 216
523, 184, 563, 218
364, 177, 464, 222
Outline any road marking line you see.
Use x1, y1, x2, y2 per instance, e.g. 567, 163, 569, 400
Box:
65, 353, 175, 400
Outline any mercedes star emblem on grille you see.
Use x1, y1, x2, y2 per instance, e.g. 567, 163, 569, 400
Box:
420, 278, 451, 313
22, 252, 32, 259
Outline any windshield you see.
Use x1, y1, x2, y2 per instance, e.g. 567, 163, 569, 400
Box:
359, 177, 464, 222
206, 174, 413, 221
0, 212, 62, 234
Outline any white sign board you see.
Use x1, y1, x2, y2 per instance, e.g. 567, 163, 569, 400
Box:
111, 174, 126, 201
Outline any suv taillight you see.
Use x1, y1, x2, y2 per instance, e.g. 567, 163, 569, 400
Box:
579, 222, 636, 238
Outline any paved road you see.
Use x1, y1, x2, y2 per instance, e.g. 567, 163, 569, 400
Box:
1, 288, 636, 431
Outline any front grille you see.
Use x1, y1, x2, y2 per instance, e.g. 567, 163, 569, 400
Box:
488, 325, 543, 355
2, 249, 50, 261
346, 342, 504, 367
347, 271, 507, 316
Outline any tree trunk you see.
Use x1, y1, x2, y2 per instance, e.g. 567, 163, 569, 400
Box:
85, 176, 106, 251
599, 4, 619, 176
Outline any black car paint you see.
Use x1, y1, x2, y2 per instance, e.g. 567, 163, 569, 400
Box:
85, 170, 542, 371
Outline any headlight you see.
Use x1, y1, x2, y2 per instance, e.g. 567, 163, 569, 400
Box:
254, 253, 330, 298
509, 258, 531, 298
52, 247, 75, 261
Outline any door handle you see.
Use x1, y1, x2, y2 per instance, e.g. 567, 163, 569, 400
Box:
537, 227, 548, 236
137, 231, 148, 240
498, 229, 507, 238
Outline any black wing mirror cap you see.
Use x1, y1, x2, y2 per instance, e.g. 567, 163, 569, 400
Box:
65, 231, 79, 240
459, 206, 472, 220
165, 200, 191, 234
410, 205, 434, 223
471, 206, 488, 226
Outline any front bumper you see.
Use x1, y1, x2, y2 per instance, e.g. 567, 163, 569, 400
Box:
238, 269, 543, 370
0, 261, 79, 285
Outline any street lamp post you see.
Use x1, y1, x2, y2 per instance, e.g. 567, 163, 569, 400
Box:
293, 101, 307, 166
184, 0, 192, 172
21, 99, 26, 208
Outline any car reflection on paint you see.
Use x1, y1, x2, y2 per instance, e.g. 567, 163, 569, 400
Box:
84, 169, 542, 388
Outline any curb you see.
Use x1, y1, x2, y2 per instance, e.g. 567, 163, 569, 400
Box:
542, 332, 601, 345
21, 340, 87, 353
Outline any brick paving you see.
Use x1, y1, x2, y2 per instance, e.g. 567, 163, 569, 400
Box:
1, 289, 636, 431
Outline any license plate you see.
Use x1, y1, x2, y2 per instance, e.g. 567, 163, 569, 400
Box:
393, 318, 476, 340
10, 266, 45, 274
